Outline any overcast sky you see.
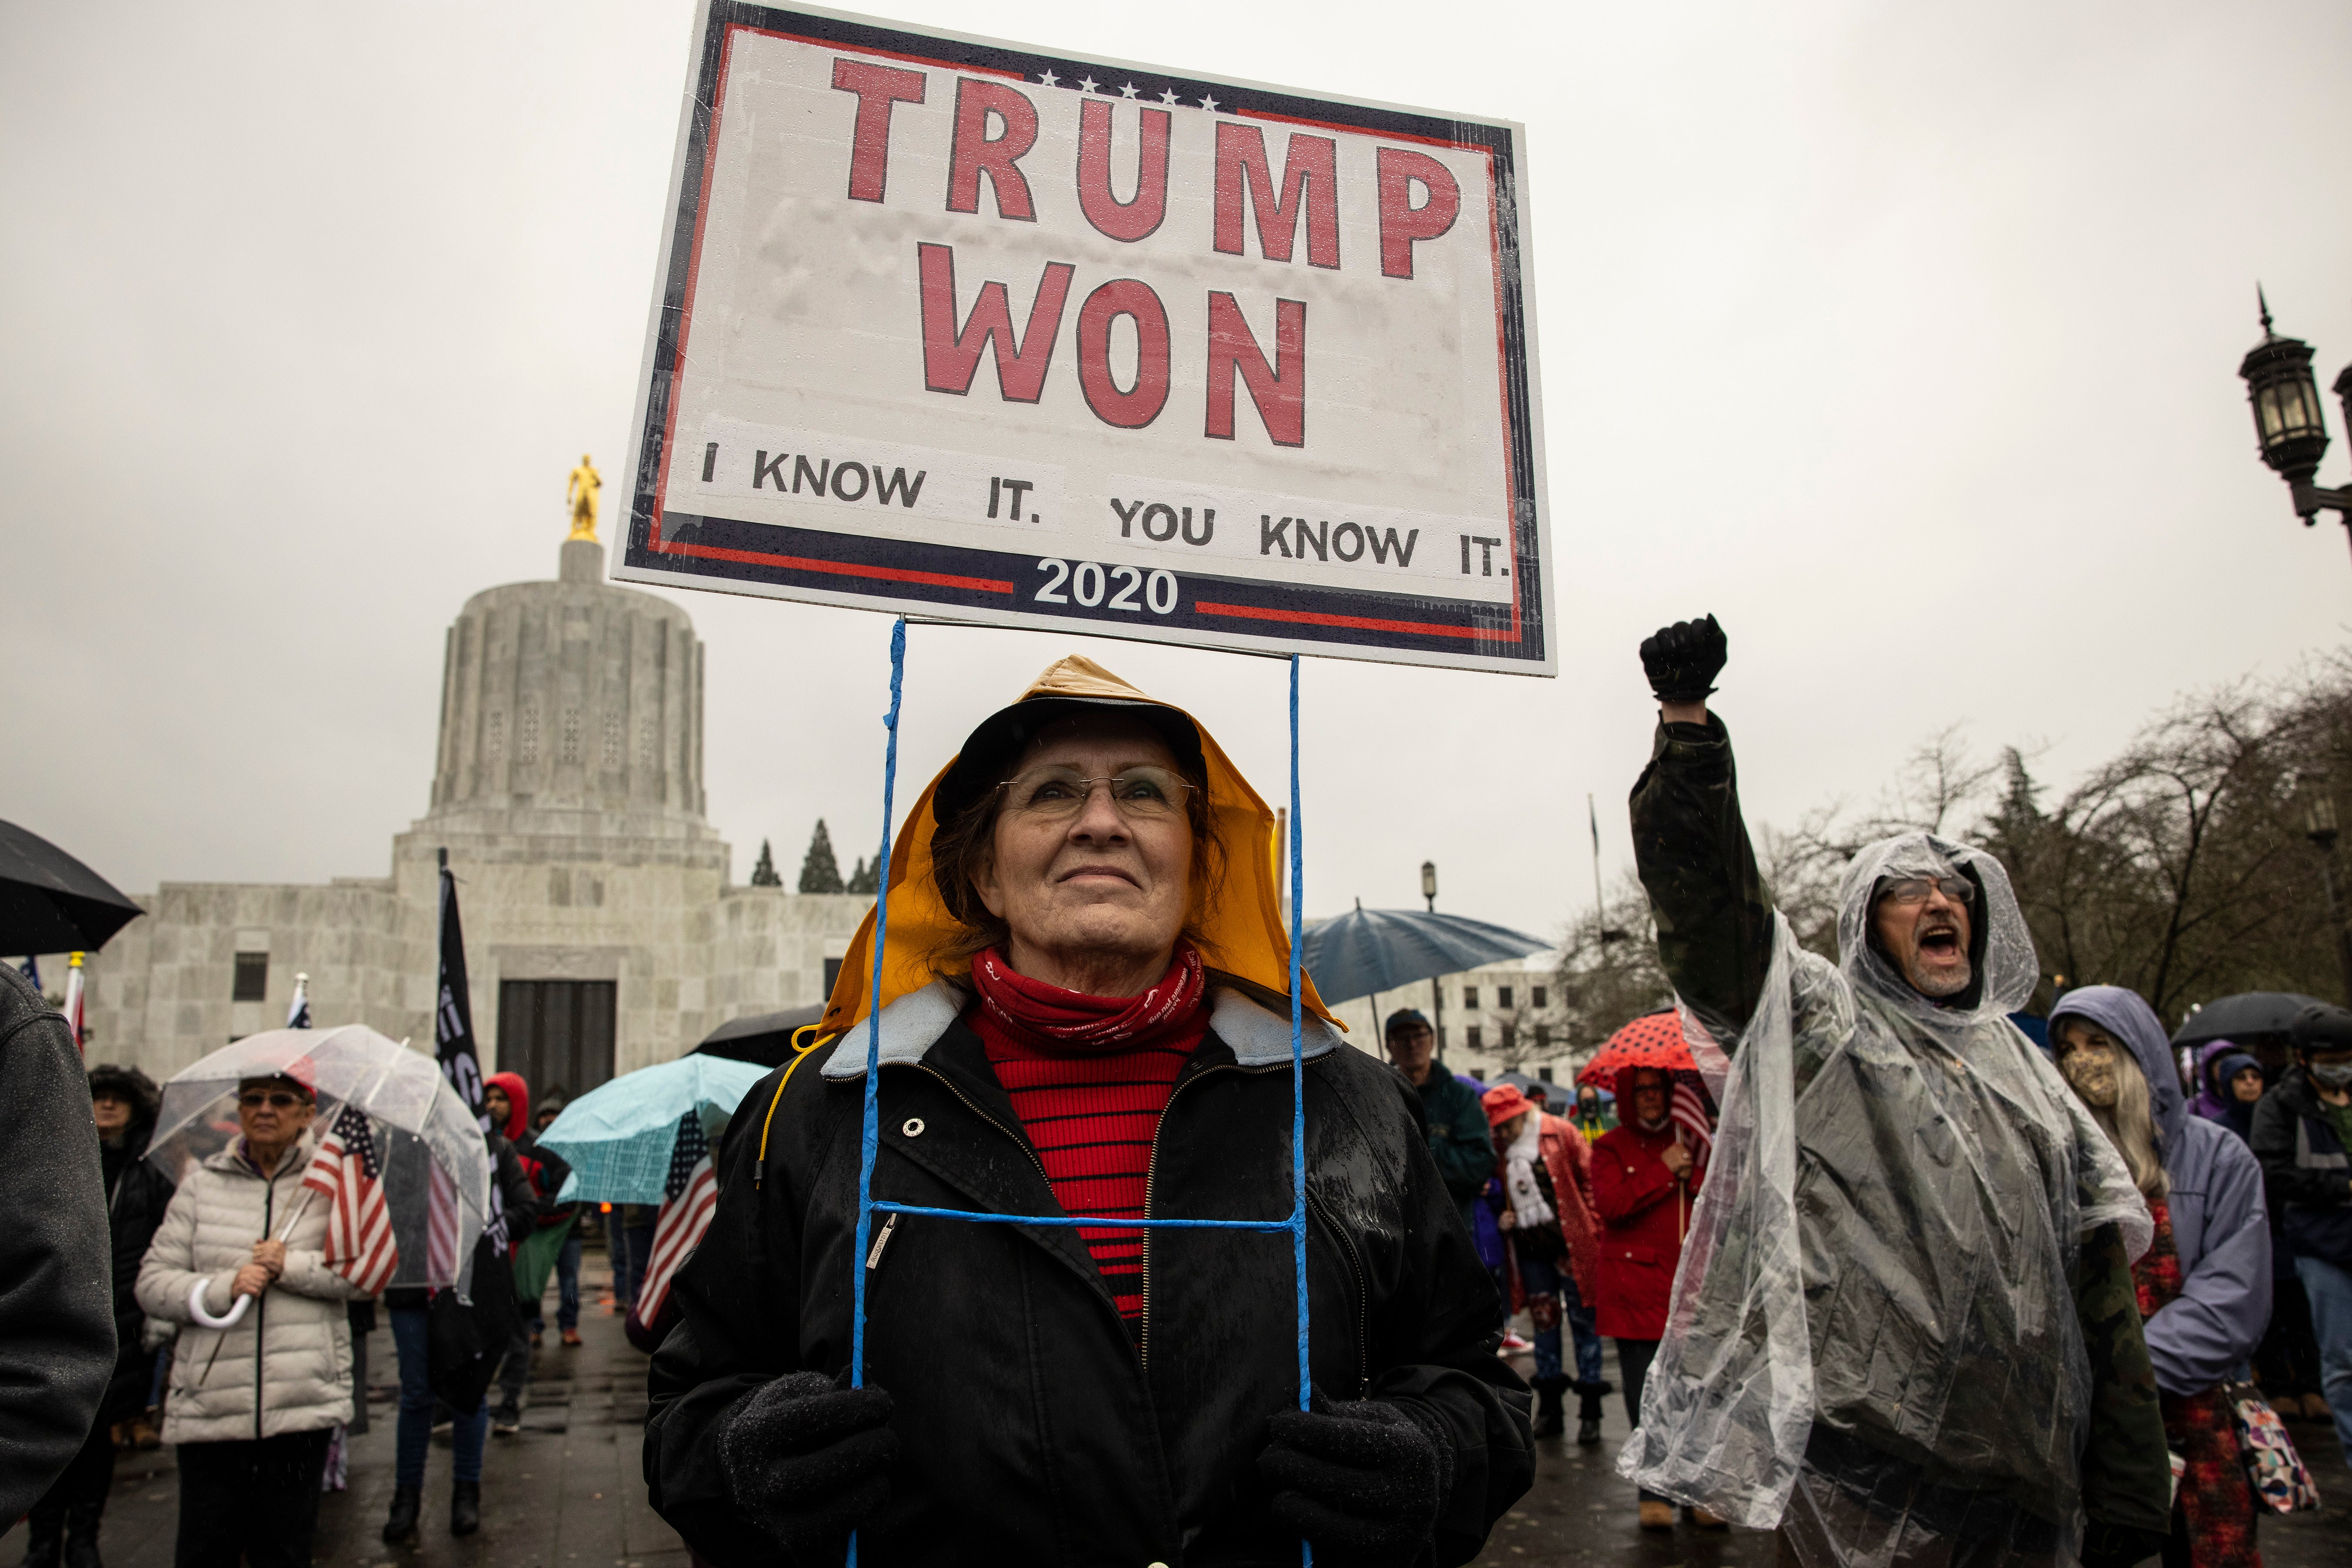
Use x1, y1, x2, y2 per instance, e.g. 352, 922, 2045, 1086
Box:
6, 0, 2351, 944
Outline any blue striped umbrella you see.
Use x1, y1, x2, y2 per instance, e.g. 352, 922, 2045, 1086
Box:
537, 1055, 770, 1204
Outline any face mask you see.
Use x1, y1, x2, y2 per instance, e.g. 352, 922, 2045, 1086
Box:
2311, 1061, 2352, 1089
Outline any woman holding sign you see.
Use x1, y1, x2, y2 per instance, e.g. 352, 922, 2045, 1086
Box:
645, 655, 1531, 1566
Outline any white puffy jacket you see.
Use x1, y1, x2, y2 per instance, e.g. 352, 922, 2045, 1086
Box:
135, 1130, 365, 1443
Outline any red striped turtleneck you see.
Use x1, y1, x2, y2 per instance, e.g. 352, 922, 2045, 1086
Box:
966, 945, 1211, 1330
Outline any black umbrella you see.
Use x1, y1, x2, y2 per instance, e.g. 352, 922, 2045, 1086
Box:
1298, 905, 1551, 1005
2170, 991, 2330, 1048
0, 819, 143, 955
691, 1004, 827, 1069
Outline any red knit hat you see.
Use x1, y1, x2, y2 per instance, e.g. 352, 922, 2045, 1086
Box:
1480, 1083, 1534, 1126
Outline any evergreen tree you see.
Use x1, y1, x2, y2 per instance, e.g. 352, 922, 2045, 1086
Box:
749, 839, 783, 887
798, 820, 846, 894
845, 854, 880, 895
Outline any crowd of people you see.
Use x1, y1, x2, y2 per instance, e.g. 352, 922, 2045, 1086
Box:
7, 636, 2351, 1568
0, 1009, 650, 1568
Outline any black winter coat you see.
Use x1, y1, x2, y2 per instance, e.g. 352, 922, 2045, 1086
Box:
99, 1123, 174, 1422
0, 965, 114, 1522
645, 983, 1532, 1567
2251, 1067, 2352, 1268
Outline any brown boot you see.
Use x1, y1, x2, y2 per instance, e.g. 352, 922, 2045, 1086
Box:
1639, 1501, 1675, 1531
1689, 1506, 1730, 1530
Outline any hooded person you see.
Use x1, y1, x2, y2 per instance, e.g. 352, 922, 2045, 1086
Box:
1588, 1064, 1712, 1531
1614, 616, 2171, 1568
2190, 1041, 2264, 1144
483, 1071, 546, 1434
644, 654, 1531, 1568
2050, 987, 2271, 1568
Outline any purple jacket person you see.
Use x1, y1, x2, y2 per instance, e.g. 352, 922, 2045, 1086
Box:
2050, 986, 2272, 1395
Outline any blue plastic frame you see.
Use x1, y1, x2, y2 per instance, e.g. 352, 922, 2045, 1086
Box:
846, 620, 1314, 1564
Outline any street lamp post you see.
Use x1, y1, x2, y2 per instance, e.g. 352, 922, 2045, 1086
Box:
1420, 861, 1443, 1047
2237, 288, 2352, 560
2301, 789, 2352, 1006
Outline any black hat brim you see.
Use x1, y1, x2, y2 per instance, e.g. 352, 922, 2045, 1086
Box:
933, 695, 1205, 828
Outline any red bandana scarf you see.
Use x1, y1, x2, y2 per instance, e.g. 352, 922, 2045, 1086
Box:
969, 944, 1207, 1053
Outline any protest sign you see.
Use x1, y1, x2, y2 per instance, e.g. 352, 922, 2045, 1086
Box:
618, 2, 1553, 674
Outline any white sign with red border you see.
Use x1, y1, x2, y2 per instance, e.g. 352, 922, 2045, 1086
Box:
618, 1, 1554, 675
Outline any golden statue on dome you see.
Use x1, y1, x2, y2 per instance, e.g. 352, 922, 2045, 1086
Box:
566, 454, 602, 541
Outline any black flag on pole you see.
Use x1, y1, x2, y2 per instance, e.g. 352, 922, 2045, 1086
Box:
435, 850, 487, 1130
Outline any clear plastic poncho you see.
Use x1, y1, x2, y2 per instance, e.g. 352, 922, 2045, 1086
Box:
1619, 833, 2149, 1568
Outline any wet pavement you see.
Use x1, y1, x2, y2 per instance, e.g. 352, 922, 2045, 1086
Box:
65, 1256, 2352, 1567
89, 1249, 682, 1568
1473, 1338, 2352, 1568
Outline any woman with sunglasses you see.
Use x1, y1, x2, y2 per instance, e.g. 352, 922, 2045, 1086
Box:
135, 1070, 369, 1568
644, 655, 1531, 1568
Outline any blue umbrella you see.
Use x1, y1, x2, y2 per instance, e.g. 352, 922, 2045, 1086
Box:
537, 1055, 770, 1204
1300, 905, 1552, 1006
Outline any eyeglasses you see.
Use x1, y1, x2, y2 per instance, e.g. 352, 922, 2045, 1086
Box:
237, 1091, 305, 1110
1878, 877, 1974, 908
994, 765, 1196, 821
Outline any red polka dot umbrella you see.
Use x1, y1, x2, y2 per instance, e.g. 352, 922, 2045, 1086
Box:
1578, 1008, 1720, 1150
1576, 1008, 1696, 1093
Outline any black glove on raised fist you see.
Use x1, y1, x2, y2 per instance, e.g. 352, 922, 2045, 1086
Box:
1257, 1394, 1448, 1568
1639, 614, 1727, 705
717, 1369, 897, 1557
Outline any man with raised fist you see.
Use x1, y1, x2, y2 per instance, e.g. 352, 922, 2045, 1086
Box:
1613, 615, 2173, 1568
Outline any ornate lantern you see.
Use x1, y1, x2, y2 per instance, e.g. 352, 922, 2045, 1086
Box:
2239, 289, 2331, 487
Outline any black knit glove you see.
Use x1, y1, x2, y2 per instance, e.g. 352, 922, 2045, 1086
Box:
2079, 1520, 2169, 1568
716, 1370, 897, 1557
1257, 1393, 1448, 1568
1638, 614, 1727, 704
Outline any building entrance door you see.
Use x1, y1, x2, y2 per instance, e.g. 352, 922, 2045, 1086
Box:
497, 979, 618, 1107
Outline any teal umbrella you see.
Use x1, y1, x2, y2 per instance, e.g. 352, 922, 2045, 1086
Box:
537, 1054, 770, 1204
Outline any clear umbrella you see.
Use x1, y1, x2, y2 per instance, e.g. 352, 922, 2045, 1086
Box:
148, 1026, 492, 1309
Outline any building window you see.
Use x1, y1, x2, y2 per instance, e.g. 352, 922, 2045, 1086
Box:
1498, 985, 1514, 1010
1542, 1062, 1558, 1083
1462, 985, 1479, 1009
232, 952, 269, 1002
1535, 1023, 1551, 1050
1532, 985, 1548, 1008
1465, 1026, 1483, 1051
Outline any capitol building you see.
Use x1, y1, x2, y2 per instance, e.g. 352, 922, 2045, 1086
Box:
76, 525, 868, 1099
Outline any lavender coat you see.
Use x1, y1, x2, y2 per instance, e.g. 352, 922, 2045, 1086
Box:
2050, 986, 2271, 1398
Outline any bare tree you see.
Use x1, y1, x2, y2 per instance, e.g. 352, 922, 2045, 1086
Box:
1553, 872, 1675, 1068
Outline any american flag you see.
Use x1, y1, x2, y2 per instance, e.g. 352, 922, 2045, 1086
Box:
425, 1161, 461, 1286
636, 1114, 718, 1325
285, 974, 311, 1029
303, 1104, 399, 1296
1670, 1072, 1716, 1164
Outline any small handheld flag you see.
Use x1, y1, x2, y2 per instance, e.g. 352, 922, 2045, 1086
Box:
303, 1104, 399, 1296
635, 1114, 719, 1325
